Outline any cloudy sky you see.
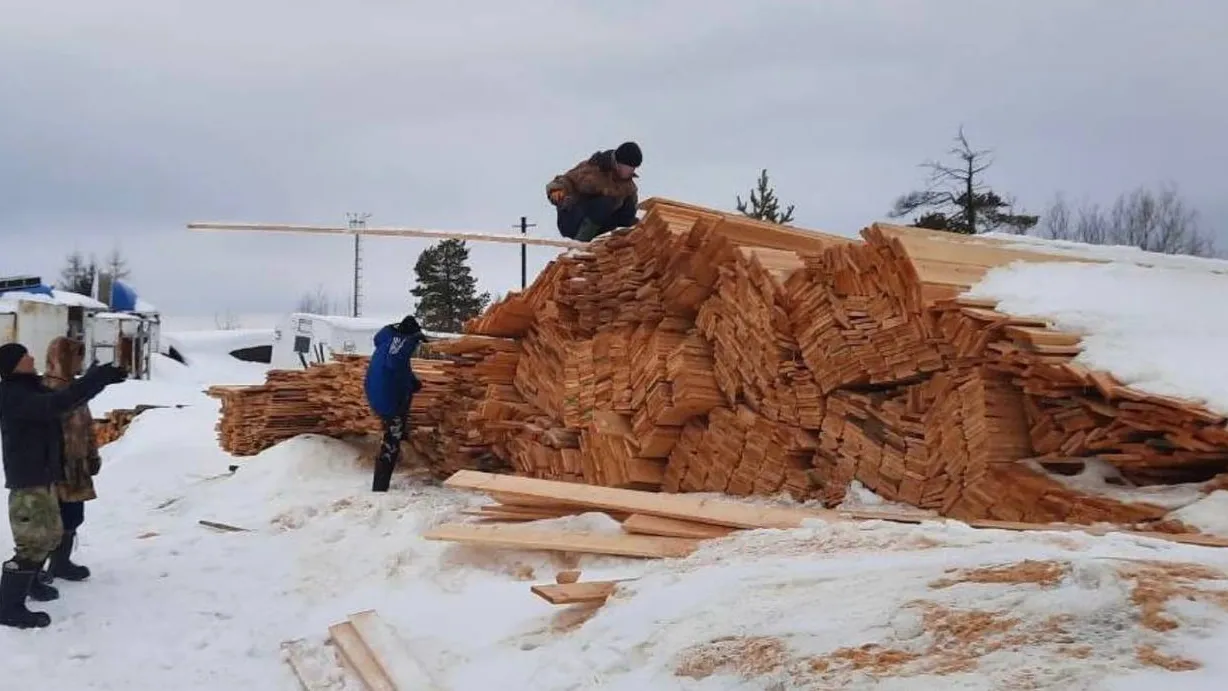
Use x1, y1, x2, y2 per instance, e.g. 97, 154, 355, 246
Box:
2, 0, 1224, 325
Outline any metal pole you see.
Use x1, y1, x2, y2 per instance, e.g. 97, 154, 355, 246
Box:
346, 212, 371, 317
514, 216, 536, 289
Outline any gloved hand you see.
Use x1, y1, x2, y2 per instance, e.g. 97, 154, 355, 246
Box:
548, 188, 567, 206
97, 363, 128, 384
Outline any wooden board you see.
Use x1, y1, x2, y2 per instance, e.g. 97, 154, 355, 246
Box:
444, 470, 829, 529
327, 621, 396, 691
531, 580, 623, 605
346, 610, 441, 691
422, 522, 700, 558
622, 513, 737, 539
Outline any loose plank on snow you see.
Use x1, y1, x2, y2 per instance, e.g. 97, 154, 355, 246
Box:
531, 580, 626, 605
423, 522, 699, 558
327, 621, 396, 691
346, 610, 442, 691
444, 470, 828, 529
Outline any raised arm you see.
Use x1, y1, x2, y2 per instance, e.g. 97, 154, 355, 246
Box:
6, 366, 120, 422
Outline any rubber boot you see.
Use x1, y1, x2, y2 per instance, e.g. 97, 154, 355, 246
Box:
28, 561, 59, 602
49, 531, 90, 581
371, 458, 394, 493
0, 563, 52, 629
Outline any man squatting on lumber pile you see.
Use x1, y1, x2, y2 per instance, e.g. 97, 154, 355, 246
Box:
547, 141, 643, 242
0, 342, 127, 629
363, 316, 428, 492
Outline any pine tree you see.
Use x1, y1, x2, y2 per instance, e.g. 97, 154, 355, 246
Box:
57, 251, 97, 295
736, 169, 796, 224
410, 239, 491, 332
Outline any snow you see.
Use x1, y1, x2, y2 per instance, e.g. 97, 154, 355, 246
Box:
0, 289, 108, 310
1025, 459, 1210, 510
964, 260, 1228, 414
981, 232, 1228, 275
1170, 492, 1228, 539
5, 329, 1228, 689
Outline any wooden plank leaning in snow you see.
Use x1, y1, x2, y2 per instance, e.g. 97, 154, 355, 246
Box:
327, 621, 396, 691
345, 610, 443, 691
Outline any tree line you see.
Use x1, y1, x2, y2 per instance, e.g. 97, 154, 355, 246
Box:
739, 126, 1219, 258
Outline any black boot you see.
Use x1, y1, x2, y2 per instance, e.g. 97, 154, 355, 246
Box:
27, 564, 58, 602
49, 531, 90, 581
0, 563, 51, 629
372, 458, 394, 492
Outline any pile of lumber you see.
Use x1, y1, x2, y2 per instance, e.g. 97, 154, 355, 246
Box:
94, 404, 171, 446
206, 357, 458, 461
211, 197, 1228, 533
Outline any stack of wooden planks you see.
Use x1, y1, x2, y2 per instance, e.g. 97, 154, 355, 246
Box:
206, 357, 459, 464
210, 197, 1228, 534
93, 404, 171, 447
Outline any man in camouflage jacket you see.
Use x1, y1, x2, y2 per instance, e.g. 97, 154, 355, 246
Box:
0, 342, 125, 629
546, 141, 642, 242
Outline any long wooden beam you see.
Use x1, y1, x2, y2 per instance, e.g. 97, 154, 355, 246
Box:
186, 221, 587, 250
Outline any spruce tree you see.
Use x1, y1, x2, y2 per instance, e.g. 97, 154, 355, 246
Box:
736, 169, 796, 224
58, 251, 97, 295
410, 239, 491, 332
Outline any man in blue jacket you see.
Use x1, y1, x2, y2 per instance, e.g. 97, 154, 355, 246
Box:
363, 316, 428, 492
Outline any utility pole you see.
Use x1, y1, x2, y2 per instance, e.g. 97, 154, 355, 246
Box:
512, 216, 536, 289
346, 212, 371, 317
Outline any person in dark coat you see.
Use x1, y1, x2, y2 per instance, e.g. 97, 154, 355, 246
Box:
363, 316, 428, 492
0, 342, 126, 629
546, 141, 642, 242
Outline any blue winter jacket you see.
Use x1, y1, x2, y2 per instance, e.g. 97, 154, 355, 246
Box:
363, 325, 423, 418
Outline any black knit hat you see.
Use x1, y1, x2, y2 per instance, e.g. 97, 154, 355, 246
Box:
614, 141, 642, 168
396, 315, 428, 340
0, 343, 28, 379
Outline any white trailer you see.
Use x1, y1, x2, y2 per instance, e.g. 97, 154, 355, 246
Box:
270, 313, 390, 370
0, 297, 70, 369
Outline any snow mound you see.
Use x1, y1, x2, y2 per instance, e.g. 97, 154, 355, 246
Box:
454, 524, 1228, 690
1170, 492, 1228, 539
965, 260, 1228, 414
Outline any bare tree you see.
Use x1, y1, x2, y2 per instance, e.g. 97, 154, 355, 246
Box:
295, 284, 337, 315
890, 126, 1038, 235
1039, 184, 1216, 257
104, 245, 132, 282
214, 310, 241, 330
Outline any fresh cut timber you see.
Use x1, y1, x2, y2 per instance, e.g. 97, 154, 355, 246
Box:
208, 198, 1228, 540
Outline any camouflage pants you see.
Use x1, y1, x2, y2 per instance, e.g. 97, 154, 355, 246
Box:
7, 487, 63, 566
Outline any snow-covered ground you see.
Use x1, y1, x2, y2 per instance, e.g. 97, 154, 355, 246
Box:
2, 330, 1228, 689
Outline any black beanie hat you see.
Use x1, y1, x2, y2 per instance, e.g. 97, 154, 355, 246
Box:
0, 343, 28, 379
614, 141, 642, 168
397, 315, 428, 340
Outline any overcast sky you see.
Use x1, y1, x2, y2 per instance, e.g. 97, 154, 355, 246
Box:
2, 0, 1225, 325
